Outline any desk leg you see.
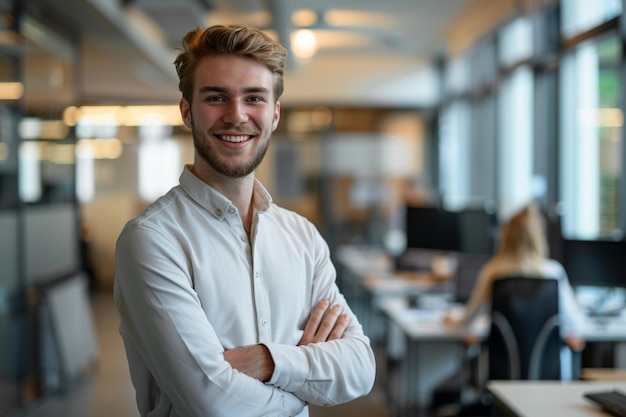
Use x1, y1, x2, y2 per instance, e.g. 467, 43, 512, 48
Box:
390, 336, 463, 417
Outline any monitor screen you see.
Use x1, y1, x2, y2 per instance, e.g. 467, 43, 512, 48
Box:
561, 239, 626, 288
457, 208, 497, 255
405, 206, 459, 252
541, 207, 564, 264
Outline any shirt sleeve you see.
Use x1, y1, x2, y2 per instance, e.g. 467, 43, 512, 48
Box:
114, 223, 306, 417
554, 263, 585, 338
262, 227, 376, 407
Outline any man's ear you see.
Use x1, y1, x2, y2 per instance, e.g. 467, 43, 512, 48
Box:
180, 98, 192, 130
272, 101, 280, 131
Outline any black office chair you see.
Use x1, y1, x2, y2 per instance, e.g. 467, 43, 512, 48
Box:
434, 276, 581, 416
487, 276, 563, 380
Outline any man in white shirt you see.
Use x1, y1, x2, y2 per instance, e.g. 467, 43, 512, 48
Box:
114, 24, 376, 417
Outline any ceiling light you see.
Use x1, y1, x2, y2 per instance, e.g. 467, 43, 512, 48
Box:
324, 10, 394, 28
0, 82, 23, 100
292, 29, 318, 60
292, 9, 318, 27
63, 105, 184, 127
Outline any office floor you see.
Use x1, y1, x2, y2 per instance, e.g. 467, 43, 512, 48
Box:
20, 290, 391, 417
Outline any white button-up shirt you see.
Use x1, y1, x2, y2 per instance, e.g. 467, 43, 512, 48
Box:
114, 167, 376, 417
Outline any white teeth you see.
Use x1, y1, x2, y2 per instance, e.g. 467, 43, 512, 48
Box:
220, 135, 249, 143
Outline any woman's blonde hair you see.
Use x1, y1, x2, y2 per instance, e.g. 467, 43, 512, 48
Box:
495, 202, 548, 266
174, 25, 287, 103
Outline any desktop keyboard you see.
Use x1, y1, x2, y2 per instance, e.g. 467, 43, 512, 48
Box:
584, 389, 626, 417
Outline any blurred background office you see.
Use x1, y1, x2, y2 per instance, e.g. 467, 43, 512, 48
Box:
1, 0, 626, 416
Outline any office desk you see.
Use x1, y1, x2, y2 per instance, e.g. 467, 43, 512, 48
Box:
582, 368, 626, 381
334, 245, 394, 338
335, 244, 450, 344
582, 314, 626, 368
379, 298, 626, 417
378, 298, 482, 417
488, 380, 626, 416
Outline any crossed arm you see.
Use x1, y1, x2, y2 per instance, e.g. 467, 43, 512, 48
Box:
224, 299, 349, 381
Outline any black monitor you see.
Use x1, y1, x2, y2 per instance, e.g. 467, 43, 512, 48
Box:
457, 208, 497, 255
541, 207, 565, 264
561, 239, 626, 289
405, 206, 460, 252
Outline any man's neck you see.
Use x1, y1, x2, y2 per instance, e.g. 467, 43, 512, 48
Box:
189, 163, 255, 232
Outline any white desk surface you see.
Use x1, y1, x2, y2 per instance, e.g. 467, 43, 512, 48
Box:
488, 380, 626, 417
335, 245, 393, 276
362, 271, 451, 298
378, 292, 626, 343
378, 297, 486, 341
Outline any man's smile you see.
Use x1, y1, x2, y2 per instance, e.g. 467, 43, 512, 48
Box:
216, 134, 253, 143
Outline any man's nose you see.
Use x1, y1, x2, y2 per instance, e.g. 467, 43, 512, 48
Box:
222, 100, 248, 124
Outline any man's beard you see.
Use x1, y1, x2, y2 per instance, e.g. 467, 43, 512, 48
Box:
192, 126, 270, 178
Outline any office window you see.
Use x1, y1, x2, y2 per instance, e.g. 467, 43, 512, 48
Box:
469, 94, 497, 206
76, 141, 95, 203
469, 38, 497, 93
439, 95, 496, 210
532, 5, 561, 63
498, 16, 533, 67
18, 141, 41, 202
439, 100, 471, 209
498, 65, 534, 220
533, 69, 559, 207
561, 0, 622, 39
444, 53, 470, 97
560, 33, 622, 239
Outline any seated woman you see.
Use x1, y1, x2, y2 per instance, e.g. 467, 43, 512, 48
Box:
445, 201, 585, 378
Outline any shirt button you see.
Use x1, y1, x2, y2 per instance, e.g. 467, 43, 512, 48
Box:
216, 209, 223, 216
229, 208, 236, 213
261, 319, 268, 327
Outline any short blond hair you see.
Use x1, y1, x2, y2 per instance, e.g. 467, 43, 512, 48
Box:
174, 25, 287, 103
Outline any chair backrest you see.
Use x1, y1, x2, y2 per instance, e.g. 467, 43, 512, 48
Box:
488, 276, 562, 380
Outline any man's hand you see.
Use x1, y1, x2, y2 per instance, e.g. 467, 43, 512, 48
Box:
224, 344, 274, 382
298, 299, 350, 346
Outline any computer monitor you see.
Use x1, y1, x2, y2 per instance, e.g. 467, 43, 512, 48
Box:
561, 239, 626, 289
405, 206, 459, 252
457, 208, 497, 255
541, 207, 564, 264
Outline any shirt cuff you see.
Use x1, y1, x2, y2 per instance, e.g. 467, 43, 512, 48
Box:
263, 343, 308, 392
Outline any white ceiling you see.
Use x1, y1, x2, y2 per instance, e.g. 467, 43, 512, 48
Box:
24, 0, 474, 110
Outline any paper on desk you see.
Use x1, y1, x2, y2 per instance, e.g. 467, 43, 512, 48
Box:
400, 308, 446, 323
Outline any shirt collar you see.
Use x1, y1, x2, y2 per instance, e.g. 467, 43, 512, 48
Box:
179, 165, 272, 218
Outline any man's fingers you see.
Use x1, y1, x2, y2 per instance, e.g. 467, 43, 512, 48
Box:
314, 305, 343, 341
301, 299, 329, 343
327, 314, 349, 341
299, 300, 350, 345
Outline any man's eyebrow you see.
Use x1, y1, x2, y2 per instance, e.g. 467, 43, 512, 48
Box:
197, 86, 271, 95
